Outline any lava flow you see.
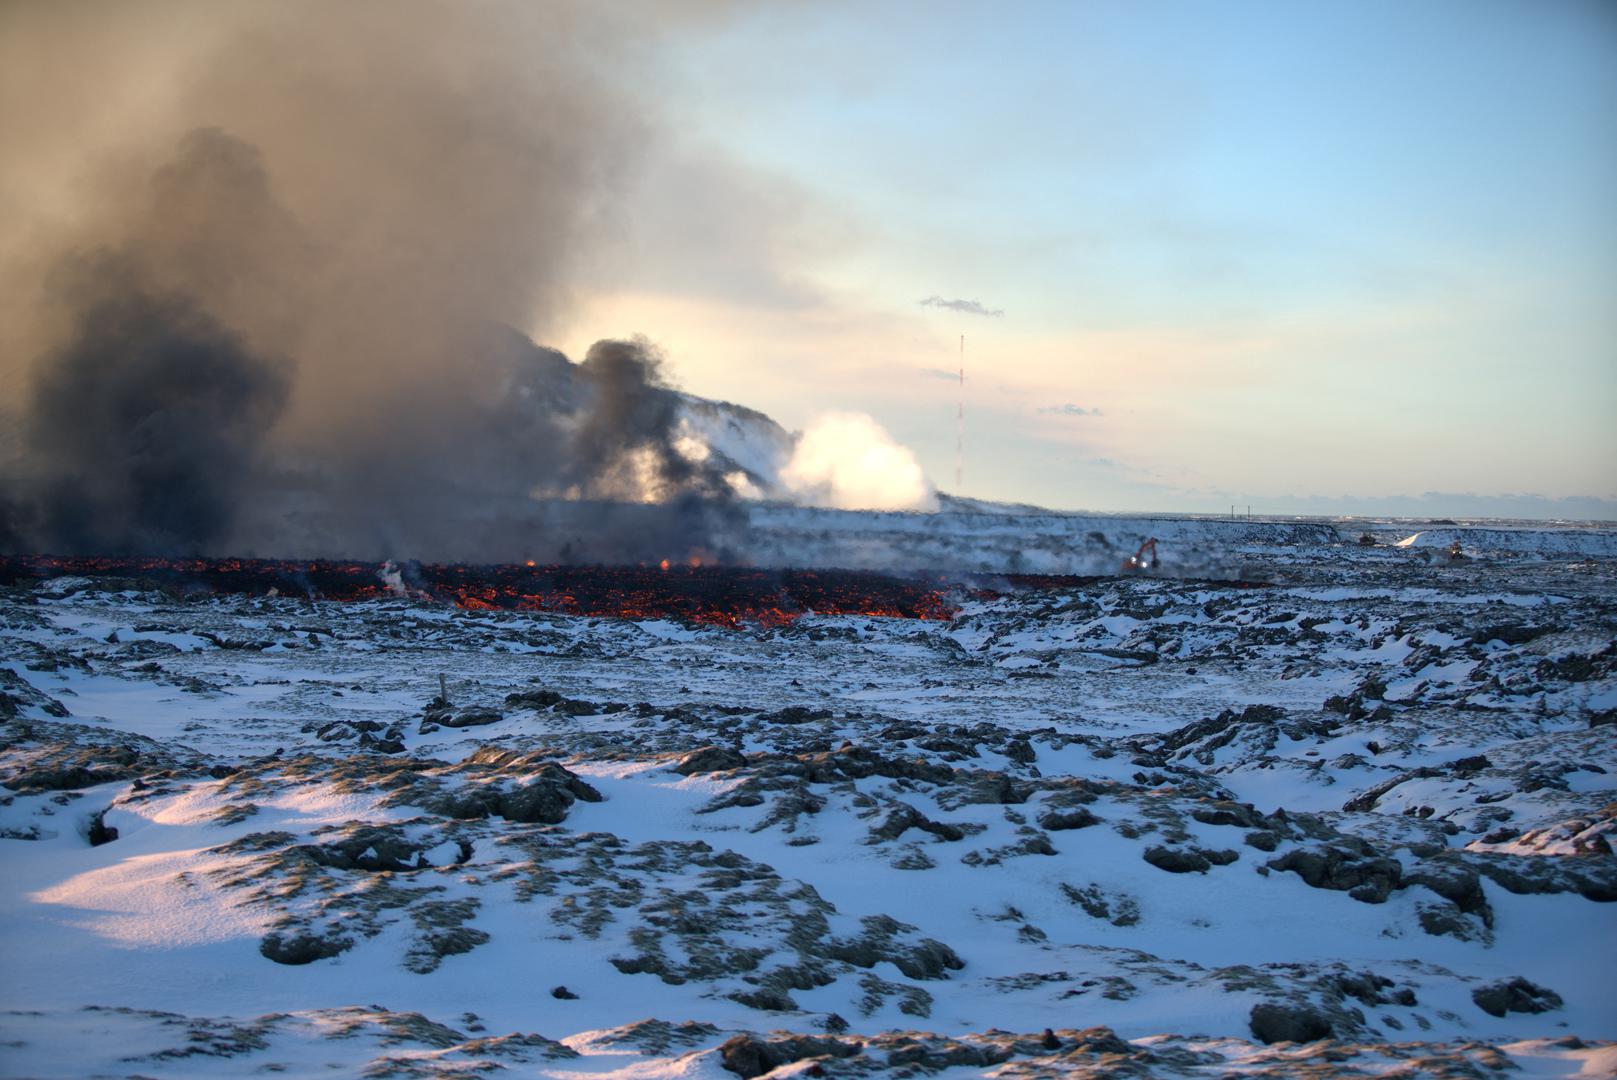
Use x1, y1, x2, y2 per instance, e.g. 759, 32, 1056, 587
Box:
0, 555, 967, 626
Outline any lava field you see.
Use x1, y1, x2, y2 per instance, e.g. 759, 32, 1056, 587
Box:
1, 532, 1613, 1079
0, 554, 1269, 627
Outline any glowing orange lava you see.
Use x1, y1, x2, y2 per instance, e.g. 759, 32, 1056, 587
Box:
0, 555, 1269, 627
0, 555, 974, 626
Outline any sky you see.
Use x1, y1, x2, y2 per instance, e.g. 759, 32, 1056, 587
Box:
553, 0, 1617, 519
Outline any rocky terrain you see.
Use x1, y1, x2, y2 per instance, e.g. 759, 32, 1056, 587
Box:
1, 523, 1614, 1078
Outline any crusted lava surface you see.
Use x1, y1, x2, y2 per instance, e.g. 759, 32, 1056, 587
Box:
1, 531, 1613, 1078
0, 554, 1266, 627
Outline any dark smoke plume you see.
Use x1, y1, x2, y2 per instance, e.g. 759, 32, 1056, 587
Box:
27, 254, 290, 553
17, 127, 294, 554
574, 338, 725, 501
0, 1, 745, 563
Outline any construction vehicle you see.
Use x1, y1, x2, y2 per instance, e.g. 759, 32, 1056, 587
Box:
1122, 537, 1160, 573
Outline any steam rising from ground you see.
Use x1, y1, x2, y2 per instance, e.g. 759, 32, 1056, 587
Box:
780, 413, 938, 513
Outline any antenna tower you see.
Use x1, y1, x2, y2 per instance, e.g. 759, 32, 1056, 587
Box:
955, 335, 964, 493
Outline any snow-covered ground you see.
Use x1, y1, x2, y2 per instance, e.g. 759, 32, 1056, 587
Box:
745, 499, 1617, 575
1, 522, 1614, 1078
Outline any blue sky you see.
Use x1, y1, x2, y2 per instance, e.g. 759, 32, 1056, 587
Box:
555, 1, 1617, 518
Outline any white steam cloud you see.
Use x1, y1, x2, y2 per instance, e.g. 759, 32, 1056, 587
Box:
780, 413, 938, 512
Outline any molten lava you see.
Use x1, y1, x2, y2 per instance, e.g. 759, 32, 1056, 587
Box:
0, 555, 962, 626
0, 555, 1268, 627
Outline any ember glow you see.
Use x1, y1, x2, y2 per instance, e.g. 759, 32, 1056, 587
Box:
0, 555, 1269, 627
0, 555, 964, 627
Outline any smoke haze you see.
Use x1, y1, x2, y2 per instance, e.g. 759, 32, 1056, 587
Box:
0, 0, 745, 562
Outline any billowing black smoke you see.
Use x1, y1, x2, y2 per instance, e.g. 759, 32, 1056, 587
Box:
574, 338, 732, 502
0, 3, 747, 564
250, 321, 745, 565
2, 133, 741, 560
5, 125, 300, 555
25, 254, 290, 554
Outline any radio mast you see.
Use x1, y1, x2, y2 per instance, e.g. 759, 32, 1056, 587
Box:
955, 335, 964, 493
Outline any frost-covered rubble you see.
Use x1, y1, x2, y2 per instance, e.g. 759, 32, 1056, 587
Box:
745, 500, 1617, 574
1, 532, 1614, 1078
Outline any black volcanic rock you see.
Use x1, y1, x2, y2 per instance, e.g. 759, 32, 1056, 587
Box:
1472, 977, 1563, 1018
1268, 843, 1403, 903
260, 931, 352, 965
719, 1034, 860, 1077
673, 745, 747, 775
1143, 846, 1211, 874
499, 781, 580, 825
1249, 1002, 1334, 1044
432, 707, 504, 728
1038, 807, 1100, 831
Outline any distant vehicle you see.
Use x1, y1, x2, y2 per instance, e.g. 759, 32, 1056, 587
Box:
1122, 537, 1160, 573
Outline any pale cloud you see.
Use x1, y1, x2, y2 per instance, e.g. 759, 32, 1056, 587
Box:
919, 295, 1004, 318
1040, 403, 1101, 416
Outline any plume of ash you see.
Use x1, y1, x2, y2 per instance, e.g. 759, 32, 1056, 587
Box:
26, 252, 291, 553
780, 413, 938, 513
568, 338, 734, 505
918, 295, 1004, 318
0, 1, 742, 563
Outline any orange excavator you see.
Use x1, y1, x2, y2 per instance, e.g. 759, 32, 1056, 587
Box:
1122, 537, 1160, 573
